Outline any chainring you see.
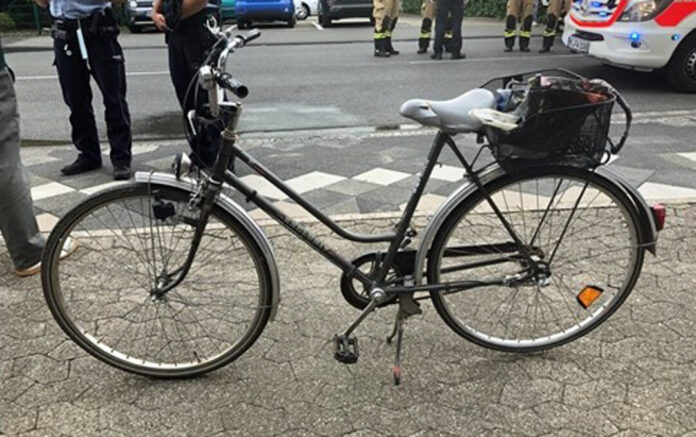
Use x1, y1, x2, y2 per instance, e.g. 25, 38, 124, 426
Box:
340, 252, 402, 310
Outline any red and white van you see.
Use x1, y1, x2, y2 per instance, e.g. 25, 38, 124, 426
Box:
562, 0, 696, 92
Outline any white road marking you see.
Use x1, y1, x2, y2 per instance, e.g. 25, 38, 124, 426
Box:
16, 71, 170, 81
409, 54, 580, 64
312, 22, 323, 30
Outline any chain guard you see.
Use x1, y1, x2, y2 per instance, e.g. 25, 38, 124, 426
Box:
339, 249, 416, 310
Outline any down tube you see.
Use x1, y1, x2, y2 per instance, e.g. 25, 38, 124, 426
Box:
222, 170, 373, 285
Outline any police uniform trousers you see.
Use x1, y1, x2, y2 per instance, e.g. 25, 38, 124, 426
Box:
433, 0, 462, 55
0, 68, 44, 270
504, 0, 534, 50
166, 12, 222, 168
373, 0, 400, 53
419, 0, 453, 53
543, 0, 572, 49
52, 12, 132, 168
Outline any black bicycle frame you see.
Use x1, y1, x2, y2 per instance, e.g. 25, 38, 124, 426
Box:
191, 104, 535, 296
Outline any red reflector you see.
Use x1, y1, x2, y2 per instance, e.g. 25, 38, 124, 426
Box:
651, 204, 666, 231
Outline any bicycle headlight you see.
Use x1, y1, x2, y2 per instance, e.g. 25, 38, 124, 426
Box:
618, 0, 673, 21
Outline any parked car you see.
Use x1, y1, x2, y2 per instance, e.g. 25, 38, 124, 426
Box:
125, 0, 235, 33
295, 0, 318, 20
236, 0, 296, 28
317, 0, 372, 27
125, 0, 154, 33
221, 0, 237, 20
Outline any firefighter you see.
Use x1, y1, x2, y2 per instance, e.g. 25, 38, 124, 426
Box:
504, 0, 534, 52
540, 0, 571, 52
417, 0, 454, 54
373, 0, 400, 57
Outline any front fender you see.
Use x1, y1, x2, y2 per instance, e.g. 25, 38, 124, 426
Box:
134, 172, 282, 321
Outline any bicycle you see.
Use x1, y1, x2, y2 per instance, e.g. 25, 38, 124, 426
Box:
41, 28, 664, 385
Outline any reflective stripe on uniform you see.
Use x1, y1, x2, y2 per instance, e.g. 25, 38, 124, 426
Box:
374, 32, 387, 39
519, 30, 531, 37
385, 30, 392, 37
419, 32, 431, 38
504, 30, 518, 37
543, 29, 556, 37
444, 31, 453, 38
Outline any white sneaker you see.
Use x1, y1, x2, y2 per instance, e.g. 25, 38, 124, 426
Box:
15, 237, 78, 277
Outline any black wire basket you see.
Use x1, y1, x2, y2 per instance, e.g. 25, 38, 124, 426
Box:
479, 69, 629, 173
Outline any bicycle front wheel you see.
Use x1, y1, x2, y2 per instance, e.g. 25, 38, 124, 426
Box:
427, 166, 644, 352
42, 183, 273, 377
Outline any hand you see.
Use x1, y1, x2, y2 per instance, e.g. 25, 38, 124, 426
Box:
151, 11, 168, 31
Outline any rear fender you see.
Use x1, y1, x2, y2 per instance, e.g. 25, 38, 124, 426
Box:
134, 171, 282, 321
413, 164, 658, 285
595, 166, 658, 256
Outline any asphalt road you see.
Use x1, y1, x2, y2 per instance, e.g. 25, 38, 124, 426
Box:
6, 17, 696, 144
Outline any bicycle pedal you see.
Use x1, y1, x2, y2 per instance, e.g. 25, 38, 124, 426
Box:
333, 334, 359, 364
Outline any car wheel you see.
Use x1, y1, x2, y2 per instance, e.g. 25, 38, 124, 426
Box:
319, 13, 331, 27
129, 24, 142, 33
296, 3, 310, 20
287, 15, 296, 27
666, 33, 696, 93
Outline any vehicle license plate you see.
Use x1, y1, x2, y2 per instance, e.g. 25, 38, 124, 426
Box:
568, 35, 590, 54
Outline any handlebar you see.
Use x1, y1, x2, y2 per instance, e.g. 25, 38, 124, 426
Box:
217, 72, 248, 99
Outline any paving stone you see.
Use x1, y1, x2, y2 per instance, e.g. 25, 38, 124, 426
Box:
1, 204, 695, 436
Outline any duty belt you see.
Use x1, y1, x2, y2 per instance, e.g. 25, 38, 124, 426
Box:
51, 11, 119, 40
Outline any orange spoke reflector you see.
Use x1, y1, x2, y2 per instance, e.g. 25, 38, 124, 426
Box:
577, 285, 604, 309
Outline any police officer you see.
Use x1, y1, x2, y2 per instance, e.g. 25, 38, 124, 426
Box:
373, 0, 399, 57
152, 0, 224, 168
540, 0, 571, 53
417, 0, 453, 54
504, 0, 534, 52
431, 0, 464, 60
34, 0, 133, 180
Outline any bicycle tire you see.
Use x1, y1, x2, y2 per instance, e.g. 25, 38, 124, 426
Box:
41, 183, 273, 378
427, 166, 644, 352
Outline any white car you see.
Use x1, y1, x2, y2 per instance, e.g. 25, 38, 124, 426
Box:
295, 0, 318, 20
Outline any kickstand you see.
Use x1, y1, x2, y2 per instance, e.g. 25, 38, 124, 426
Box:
386, 293, 422, 386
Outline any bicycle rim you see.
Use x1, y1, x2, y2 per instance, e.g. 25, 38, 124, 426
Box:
42, 184, 272, 377
428, 167, 644, 352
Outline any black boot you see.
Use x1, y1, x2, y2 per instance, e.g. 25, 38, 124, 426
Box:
417, 37, 429, 54
386, 37, 400, 55
504, 15, 516, 52
374, 39, 390, 57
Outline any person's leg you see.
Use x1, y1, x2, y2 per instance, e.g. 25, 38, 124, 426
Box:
418, 0, 436, 53
518, 0, 534, 51
0, 69, 44, 271
449, 0, 463, 57
541, 0, 561, 52
53, 35, 102, 167
433, 0, 450, 57
504, 0, 519, 51
373, 0, 390, 57
385, 0, 400, 54
88, 30, 132, 172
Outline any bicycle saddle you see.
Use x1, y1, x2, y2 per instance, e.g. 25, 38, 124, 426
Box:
399, 88, 496, 134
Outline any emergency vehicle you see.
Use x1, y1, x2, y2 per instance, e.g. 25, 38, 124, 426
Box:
562, 0, 696, 92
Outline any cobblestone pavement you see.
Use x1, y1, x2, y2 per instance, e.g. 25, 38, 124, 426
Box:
1, 204, 695, 436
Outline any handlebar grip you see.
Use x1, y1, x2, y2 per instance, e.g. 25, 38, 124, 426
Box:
218, 73, 248, 98
611, 91, 632, 154
241, 28, 261, 44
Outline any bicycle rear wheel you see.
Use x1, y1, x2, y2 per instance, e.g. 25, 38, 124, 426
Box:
42, 183, 273, 377
427, 166, 644, 352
